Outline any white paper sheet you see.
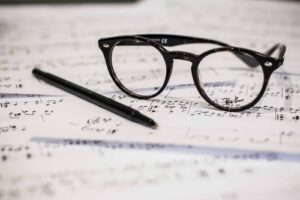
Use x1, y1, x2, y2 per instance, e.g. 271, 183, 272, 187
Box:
1, 0, 300, 199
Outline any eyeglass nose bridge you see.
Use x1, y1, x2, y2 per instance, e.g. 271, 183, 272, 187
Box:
168, 51, 197, 63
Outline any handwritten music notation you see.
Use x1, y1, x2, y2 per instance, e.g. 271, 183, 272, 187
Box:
0, 125, 26, 135
1, 89, 299, 152
1, 0, 300, 199
1, 141, 300, 200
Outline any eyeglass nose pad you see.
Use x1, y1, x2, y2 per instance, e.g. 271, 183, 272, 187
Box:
195, 68, 204, 87
191, 62, 200, 85
191, 61, 207, 98
164, 58, 174, 86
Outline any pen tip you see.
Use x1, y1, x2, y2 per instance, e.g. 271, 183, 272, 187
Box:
152, 122, 159, 129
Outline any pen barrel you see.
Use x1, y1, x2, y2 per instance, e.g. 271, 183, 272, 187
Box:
33, 68, 131, 115
32, 68, 157, 128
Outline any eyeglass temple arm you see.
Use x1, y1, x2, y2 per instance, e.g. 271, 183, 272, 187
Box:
137, 34, 260, 67
117, 34, 286, 68
267, 43, 286, 60
228, 43, 286, 68
129, 34, 281, 68
137, 34, 229, 47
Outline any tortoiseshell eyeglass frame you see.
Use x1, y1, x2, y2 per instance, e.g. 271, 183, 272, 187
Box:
98, 34, 286, 112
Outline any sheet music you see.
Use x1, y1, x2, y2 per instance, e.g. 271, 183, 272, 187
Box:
1, 140, 300, 200
1, 0, 300, 153
1, 0, 300, 199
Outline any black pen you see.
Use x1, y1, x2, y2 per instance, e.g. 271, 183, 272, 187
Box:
32, 68, 158, 129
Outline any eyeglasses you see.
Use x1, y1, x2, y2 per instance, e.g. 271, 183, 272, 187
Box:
98, 34, 286, 112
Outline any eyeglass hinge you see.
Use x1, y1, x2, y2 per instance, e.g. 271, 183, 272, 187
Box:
279, 59, 284, 66
264, 61, 273, 67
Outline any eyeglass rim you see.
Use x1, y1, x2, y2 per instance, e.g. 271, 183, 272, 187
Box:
98, 34, 285, 112
99, 36, 172, 99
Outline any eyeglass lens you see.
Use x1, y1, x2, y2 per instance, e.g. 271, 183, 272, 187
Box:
111, 38, 265, 109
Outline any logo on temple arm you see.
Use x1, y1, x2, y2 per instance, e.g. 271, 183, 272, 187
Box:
151, 38, 168, 44
161, 38, 168, 44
